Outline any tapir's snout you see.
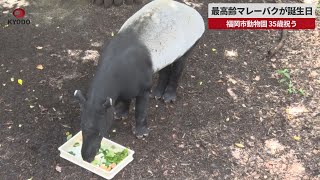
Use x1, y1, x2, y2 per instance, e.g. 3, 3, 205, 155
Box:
81, 140, 100, 162
81, 130, 102, 162
82, 151, 96, 163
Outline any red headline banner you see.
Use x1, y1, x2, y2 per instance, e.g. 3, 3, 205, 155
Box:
208, 18, 316, 30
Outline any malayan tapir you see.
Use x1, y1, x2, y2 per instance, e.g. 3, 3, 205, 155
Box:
74, 0, 205, 162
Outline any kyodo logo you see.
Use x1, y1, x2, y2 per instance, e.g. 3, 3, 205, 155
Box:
8, 8, 31, 25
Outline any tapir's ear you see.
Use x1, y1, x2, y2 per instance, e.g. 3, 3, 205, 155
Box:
103, 97, 113, 109
74, 90, 86, 105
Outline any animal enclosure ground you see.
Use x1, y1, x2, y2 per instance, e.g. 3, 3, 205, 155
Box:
0, 0, 319, 179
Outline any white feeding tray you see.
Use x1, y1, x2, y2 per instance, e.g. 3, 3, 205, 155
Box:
58, 131, 134, 179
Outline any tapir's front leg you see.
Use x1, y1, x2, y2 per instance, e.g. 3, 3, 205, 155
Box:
132, 90, 150, 139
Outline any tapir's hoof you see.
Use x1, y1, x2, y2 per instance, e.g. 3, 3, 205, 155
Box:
152, 87, 165, 100
152, 90, 163, 100
132, 126, 150, 139
162, 89, 177, 103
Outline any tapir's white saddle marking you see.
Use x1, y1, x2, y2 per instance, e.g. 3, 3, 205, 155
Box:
119, 0, 205, 72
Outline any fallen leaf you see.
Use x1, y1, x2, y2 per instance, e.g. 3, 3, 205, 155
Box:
199, 81, 203, 85
163, 170, 168, 176
18, 79, 23, 85
235, 143, 244, 148
10, 77, 14, 82
225, 50, 238, 58
172, 134, 177, 139
147, 170, 153, 175
36, 46, 43, 50
254, 76, 260, 81
67, 134, 72, 141
112, 129, 116, 133
27, 178, 33, 180
227, 88, 238, 100
36, 64, 44, 70
293, 135, 301, 141
19, 124, 22, 127
111, 32, 114, 36
178, 144, 185, 148
30, 105, 35, 108
227, 77, 237, 84
66, 131, 73, 140
309, 71, 318, 78
55, 165, 62, 173
212, 48, 216, 52
61, 124, 71, 128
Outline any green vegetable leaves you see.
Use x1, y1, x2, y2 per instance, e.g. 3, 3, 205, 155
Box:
91, 159, 99, 166
100, 148, 129, 165
68, 151, 76, 156
276, 68, 306, 96
66, 132, 73, 141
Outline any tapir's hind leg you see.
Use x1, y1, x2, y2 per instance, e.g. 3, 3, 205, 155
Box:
152, 65, 171, 99
162, 57, 186, 103
163, 41, 199, 103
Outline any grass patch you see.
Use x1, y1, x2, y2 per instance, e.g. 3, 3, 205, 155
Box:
276, 68, 305, 96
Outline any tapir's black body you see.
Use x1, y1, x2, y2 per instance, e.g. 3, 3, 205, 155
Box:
90, 31, 153, 102
75, 0, 204, 162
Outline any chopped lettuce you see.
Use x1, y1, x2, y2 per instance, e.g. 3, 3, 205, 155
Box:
68, 151, 76, 156
100, 148, 129, 165
91, 159, 99, 166
68, 140, 129, 171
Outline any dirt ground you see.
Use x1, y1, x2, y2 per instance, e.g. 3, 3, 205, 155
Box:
0, 0, 319, 179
